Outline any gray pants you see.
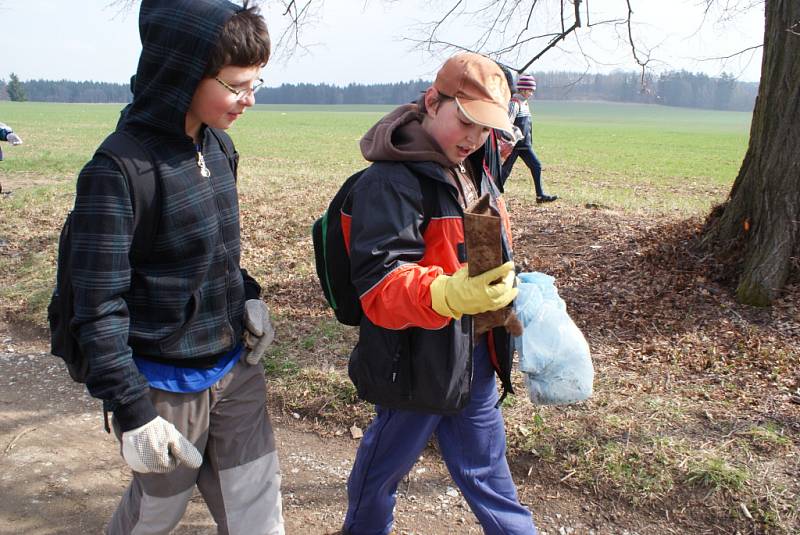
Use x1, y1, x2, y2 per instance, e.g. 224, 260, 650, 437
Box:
108, 359, 284, 535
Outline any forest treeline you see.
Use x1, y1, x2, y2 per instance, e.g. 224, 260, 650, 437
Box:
257, 71, 757, 111
0, 78, 133, 104
1, 70, 757, 111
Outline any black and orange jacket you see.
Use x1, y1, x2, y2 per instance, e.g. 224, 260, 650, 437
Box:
344, 102, 516, 413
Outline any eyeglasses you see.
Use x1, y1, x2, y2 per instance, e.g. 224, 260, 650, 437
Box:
215, 77, 264, 100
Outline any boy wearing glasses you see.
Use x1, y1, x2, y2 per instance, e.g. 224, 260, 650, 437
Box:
67, 1, 283, 533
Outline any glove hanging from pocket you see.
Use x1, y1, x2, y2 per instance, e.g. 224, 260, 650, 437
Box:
242, 299, 275, 365
463, 194, 522, 337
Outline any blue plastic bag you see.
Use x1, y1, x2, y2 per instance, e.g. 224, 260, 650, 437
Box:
514, 272, 593, 405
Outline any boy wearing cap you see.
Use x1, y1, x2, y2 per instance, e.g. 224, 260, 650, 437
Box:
342, 52, 538, 535
66, 1, 283, 533
501, 74, 558, 203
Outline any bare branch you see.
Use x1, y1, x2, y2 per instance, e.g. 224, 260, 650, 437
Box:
558, 67, 593, 95
697, 44, 764, 61
426, 0, 465, 51
572, 29, 621, 69
518, 0, 582, 73
282, 0, 296, 16
586, 17, 627, 28
405, 37, 476, 55
513, 0, 539, 46
476, 0, 509, 51
715, 0, 765, 24
492, 32, 569, 56
106, 0, 137, 9
259, 0, 765, 82
273, 0, 320, 59
623, 0, 652, 89
623, 0, 644, 68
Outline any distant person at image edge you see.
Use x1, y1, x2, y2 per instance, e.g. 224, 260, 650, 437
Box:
0, 121, 24, 194
341, 52, 539, 534
501, 74, 558, 203
67, 1, 283, 533
0, 121, 23, 161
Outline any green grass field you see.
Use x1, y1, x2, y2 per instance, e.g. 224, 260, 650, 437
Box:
0, 100, 751, 213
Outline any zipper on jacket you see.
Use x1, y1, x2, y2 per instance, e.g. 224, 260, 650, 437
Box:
196, 143, 211, 177
433, 168, 473, 386
391, 349, 402, 383
469, 319, 475, 389
443, 167, 475, 392
196, 136, 235, 341
391, 336, 413, 400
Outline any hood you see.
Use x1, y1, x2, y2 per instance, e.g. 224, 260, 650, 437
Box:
118, 0, 240, 136
360, 101, 454, 168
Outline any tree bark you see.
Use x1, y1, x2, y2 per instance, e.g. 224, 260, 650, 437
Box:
702, 0, 800, 306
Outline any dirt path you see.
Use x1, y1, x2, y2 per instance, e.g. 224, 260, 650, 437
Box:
0, 326, 639, 535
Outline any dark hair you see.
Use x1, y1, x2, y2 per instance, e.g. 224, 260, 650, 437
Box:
497, 62, 516, 94
204, 0, 271, 77
419, 89, 454, 114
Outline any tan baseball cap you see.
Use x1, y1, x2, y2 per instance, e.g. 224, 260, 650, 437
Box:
433, 52, 513, 135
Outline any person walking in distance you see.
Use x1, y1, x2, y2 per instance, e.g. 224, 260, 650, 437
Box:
0, 122, 24, 194
500, 74, 557, 203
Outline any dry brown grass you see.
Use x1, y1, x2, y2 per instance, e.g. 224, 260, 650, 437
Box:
255, 190, 799, 534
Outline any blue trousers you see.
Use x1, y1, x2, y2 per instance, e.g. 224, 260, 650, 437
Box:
501, 146, 544, 196
344, 342, 537, 535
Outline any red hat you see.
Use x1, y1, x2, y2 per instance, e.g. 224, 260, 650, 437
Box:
433, 53, 513, 135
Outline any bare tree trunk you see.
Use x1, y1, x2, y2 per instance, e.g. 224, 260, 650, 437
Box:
702, 0, 800, 306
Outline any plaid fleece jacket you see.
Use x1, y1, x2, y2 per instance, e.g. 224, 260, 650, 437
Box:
69, 0, 259, 431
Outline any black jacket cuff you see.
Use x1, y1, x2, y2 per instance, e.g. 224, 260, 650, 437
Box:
241, 268, 262, 300
114, 394, 158, 432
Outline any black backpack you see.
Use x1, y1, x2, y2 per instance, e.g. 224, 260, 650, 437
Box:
48, 128, 237, 383
311, 165, 435, 326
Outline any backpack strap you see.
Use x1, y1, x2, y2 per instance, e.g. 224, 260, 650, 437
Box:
95, 131, 160, 264
208, 127, 239, 180
394, 163, 439, 234
417, 175, 438, 234
93, 128, 237, 264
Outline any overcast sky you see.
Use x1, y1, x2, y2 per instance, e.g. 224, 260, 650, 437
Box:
1, 1, 765, 86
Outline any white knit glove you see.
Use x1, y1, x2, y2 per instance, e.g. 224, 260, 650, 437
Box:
242, 299, 275, 365
6, 132, 22, 145
121, 416, 203, 474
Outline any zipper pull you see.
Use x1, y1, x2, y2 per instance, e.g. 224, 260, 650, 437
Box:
196, 144, 211, 178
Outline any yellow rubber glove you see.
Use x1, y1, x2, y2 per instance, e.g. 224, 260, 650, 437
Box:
429, 261, 518, 319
